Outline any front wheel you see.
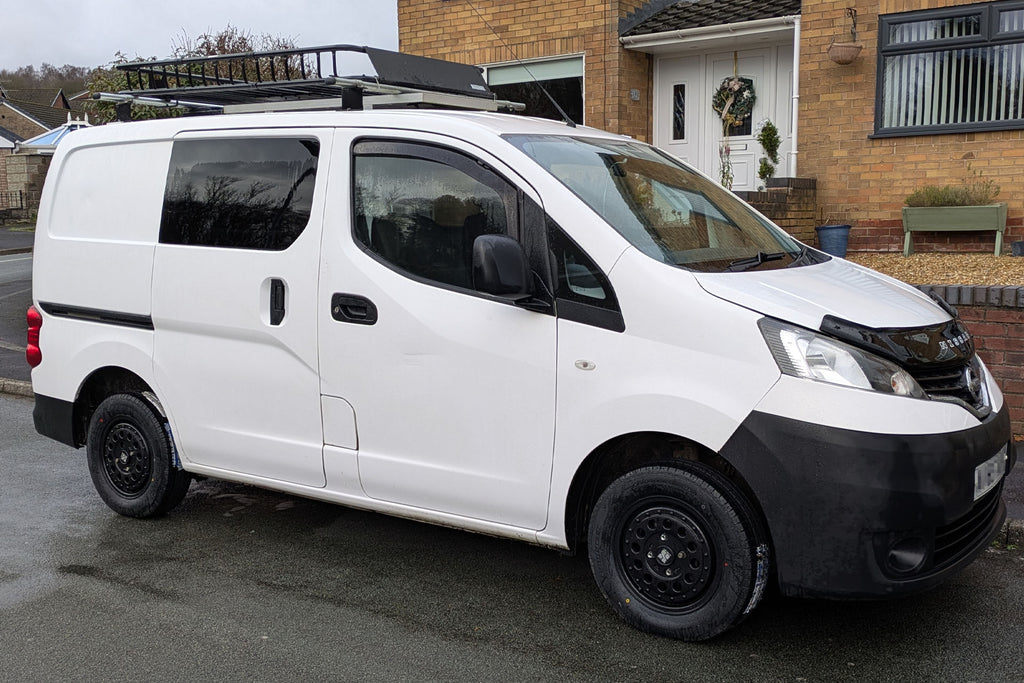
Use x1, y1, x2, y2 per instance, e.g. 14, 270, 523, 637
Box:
587, 464, 768, 641
86, 394, 191, 518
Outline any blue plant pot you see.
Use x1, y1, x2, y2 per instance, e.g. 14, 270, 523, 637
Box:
815, 224, 851, 258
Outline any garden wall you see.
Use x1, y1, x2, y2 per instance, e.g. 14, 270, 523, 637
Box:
918, 284, 1024, 435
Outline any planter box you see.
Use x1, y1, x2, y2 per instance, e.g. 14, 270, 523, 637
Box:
901, 203, 1007, 256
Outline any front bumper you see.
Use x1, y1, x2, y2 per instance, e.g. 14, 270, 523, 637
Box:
720, 403, 1013, 598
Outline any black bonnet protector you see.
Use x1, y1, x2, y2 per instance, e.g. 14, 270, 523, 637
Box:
819, 314, 973, 369
820, 311, 990, 415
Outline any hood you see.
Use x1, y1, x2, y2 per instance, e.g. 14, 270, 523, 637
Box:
692, 257, 950, 331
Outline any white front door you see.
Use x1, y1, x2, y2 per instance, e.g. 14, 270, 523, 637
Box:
654, 45, 794, 191
318, 131, 556, 530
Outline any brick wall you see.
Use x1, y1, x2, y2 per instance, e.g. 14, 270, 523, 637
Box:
0, 105, 46, 141
799, 0, 1024, 253
737, 177, 819, 243
397, 0, 653, 141
0, 148, 9, 194
5, 153, 51, 216
918, 285, 1024, 434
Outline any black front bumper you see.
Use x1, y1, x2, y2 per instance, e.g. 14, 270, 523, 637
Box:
720, 403, 1014, 598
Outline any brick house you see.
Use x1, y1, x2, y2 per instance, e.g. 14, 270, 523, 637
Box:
0, 88, 78, 140
398, 0, 1024, 253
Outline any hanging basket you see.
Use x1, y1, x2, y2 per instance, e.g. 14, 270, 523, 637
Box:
827, 42, 863, 65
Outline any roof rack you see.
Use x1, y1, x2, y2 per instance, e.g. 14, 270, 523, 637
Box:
100, 45, 525, 116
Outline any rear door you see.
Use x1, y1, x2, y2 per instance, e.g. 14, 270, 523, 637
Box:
318, 131, 557, 529
152, 129, 331, 486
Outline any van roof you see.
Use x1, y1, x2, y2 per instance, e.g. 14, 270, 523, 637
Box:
56, 109, 632, 150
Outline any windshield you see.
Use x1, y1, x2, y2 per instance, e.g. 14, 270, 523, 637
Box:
506, 135, 819, 273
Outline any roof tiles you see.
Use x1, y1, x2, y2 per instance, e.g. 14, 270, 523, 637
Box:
621, 0, 802, 36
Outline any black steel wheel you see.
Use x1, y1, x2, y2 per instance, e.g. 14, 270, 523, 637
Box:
86, 394, 191, 518
101, 422, 152, 498
588, 464, 768, 641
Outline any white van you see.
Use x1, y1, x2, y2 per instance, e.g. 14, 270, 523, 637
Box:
28, 52, 1015, 641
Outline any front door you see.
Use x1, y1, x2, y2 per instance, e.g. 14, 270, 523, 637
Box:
318, 131, 557, 530
655, 46, 793, 190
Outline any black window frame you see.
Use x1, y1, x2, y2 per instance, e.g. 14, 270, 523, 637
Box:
875, 0, 1024, 138
547, 218, 624, 333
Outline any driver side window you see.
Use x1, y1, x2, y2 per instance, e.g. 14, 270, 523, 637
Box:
353, 140, 517, 290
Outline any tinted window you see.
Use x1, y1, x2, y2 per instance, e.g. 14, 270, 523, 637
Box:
353, 143, 516, 290
160, 138, 319, 250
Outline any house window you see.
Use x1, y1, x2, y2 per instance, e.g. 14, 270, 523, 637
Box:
876, 0, 1024, 136
672, 84, 686, 140
485, 56, 584, 124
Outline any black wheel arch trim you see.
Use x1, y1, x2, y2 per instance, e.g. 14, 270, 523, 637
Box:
33, 393, 77, 448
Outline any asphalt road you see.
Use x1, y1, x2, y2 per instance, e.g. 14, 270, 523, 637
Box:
2, 392, 1024, 681
0, 252, 32, 382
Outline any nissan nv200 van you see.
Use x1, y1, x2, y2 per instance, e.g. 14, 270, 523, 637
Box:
28, 48, 1015, 641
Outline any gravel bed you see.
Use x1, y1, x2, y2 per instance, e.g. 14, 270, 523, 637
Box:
846, 253, 1024, 286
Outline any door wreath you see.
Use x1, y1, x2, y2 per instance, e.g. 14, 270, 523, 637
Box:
712, 76, 756, 130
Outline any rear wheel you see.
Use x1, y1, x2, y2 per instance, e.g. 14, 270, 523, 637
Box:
86, 394, 191, 518
587, 464, 768, 641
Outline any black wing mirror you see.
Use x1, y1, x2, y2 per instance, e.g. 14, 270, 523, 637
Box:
472, 234, 532, 298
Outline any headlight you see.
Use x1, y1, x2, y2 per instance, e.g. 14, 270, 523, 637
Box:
759, 318, 927, 399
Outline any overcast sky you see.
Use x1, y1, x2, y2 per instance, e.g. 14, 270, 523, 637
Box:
1, 0, 399, 71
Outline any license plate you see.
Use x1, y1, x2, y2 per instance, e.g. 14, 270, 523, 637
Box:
974, 446, 1007, 501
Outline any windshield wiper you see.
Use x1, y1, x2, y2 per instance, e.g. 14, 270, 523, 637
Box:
726, 251, 788, 272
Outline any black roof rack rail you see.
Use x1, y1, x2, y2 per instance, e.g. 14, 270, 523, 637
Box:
108, 45, 524, 115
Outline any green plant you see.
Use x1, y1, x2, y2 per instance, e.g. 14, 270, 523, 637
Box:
756, 120, 781, 186
756, 120, 781, 164
757, 158, 775, 187
904, 165, 1000, 206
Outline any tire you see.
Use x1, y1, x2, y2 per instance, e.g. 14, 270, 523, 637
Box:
86, 394, 191, 518
587, 464, 769, 641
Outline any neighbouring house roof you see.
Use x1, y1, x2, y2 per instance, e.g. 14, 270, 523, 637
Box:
0, 88, 71, 109
0, 98, 76, 130
0, 126, 23, 145
621, 0, 802, 36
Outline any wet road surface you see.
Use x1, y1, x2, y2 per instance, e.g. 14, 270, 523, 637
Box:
2, 393, 1024, 681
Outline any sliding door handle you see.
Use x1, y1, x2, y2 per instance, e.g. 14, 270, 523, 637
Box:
270, 279, 286, 326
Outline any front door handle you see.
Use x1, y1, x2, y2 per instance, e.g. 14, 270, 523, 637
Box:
331, 293, 377, 325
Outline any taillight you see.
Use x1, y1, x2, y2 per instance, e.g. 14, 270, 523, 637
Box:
26, 305, 42, 368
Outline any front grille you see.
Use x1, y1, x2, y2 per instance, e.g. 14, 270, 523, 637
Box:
932, 482, 1003, 569
912, 364, 973, 401
908, 356, 988, 415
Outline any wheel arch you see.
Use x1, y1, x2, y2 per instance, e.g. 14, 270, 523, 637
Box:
562, 431, 770, 556
70, 366, 157, 448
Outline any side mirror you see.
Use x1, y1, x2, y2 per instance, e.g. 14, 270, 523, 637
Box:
472, 234, 532, 298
